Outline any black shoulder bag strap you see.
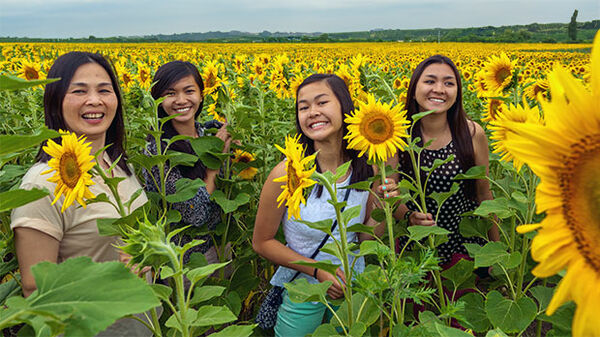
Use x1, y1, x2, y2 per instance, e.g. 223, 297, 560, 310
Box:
288, 187, 352, 282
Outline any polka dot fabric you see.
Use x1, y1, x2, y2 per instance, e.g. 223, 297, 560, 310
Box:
399, 140, 486, 264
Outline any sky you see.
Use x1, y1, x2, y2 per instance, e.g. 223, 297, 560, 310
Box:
0, 0, 598, 38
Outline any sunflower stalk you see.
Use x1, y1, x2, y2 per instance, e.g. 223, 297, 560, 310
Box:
405, 116, 448, 311
313, 170, 355, 330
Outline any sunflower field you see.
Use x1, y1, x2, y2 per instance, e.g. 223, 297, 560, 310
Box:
0, 34, 598, 337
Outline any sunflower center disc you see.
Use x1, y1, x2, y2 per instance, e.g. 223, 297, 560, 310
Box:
59, 152, 82, 188
496, 68, 511, 85
206, 74, 216, 88
561, 135, 600, 272
287, 162, 300, 192
25, 68, 39, 80
363, 115, 393, 144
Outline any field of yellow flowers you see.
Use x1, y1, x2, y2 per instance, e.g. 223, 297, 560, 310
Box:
0, 39, 597, 337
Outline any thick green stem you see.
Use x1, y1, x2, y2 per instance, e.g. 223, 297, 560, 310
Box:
150, 307, 162, 337
379, 163, 397, 261
318, 173, 354, 328
515, 235, 529, 300
407, 143, 446, 310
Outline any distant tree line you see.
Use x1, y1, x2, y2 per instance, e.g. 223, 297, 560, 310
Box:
1, 20, 597, 43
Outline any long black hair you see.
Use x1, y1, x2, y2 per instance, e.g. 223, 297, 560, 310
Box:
295, 74, 373, 197
403, 54, 476, 200
150, 61, 207, 180
36, 51, 130, 175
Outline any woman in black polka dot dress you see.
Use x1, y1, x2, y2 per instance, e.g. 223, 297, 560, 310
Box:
381, 55, 499, 266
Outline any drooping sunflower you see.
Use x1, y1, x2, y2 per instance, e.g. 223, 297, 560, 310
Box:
345, 94, 410, 162
511, 33, 600, 336
488, 103, 543, 170
482, 52, 517, 93
232, 149, 258, 180
273, 134, 317, 220
42, 131, 96, 213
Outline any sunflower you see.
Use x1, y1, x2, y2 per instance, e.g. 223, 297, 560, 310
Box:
203, 60, 223, 96
344, 94, 410, 162
232, 149, 258, 180
42, 131, 96, 213
524, 77, 549, 101
511, 33, 600, 336
136, 62, 152, 89
488, 103, 543, 170
17, 60, 44, 81
482, 52, 517, 93
481, 97, 508, 122
474, 71, 491, 97
273, 134, 317, 220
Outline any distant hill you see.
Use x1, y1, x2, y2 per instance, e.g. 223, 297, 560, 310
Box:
1, 20, 598, 43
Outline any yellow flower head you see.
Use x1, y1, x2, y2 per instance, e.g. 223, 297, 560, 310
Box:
18, 59, 45, 81
42, 131, 96, 213
232, 149, 258, 180
511, 32, 600, 336
203, 60, 223, 96
524, 77, 549, 101
273, 134, 317, 220
344, 94, 410, 162
482, 52, 517, 93
481, 97, 508, 122
489, 103, 543, 170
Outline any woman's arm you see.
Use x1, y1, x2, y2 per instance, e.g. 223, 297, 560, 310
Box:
252, 161, 345, 298
14, 227, 59, 297
471, 121, 500, 242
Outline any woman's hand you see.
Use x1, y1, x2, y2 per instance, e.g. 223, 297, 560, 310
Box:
316, 267, 347, 299
215, 123, 232, 153
119, 251, 151, 276
376, 178, 399, 200
407, 211, 436, 226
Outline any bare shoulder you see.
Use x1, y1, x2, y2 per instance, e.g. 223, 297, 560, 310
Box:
267, 160, 287, 182
469, 120, 487, 144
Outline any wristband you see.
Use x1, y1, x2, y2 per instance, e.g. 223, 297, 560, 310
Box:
313, 268, 318, 279
404, 210, 413, 223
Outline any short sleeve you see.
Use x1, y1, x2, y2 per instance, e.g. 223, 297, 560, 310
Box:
10, 164, 65, 241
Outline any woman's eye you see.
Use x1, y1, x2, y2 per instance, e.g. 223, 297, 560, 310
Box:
72, 89, 85, 94
299, 106, 308, 111
445, 82, 455, 87
318, 101, 328, 106
166, 92, 175, 97
186, 89, 196, 94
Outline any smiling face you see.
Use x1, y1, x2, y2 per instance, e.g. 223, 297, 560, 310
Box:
296, 80, 344, 144
414, 63, 458, 114
62, 62, 118, 144
160, 75, 203, 127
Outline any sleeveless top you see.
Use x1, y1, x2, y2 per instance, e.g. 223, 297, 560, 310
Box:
270, 173, 368, 287
399, 140, 486, 264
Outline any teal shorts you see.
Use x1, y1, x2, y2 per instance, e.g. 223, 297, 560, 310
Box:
274, 290, 335, 337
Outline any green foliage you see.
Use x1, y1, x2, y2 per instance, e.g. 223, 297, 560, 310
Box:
0, 257, 159, 336
568, 9, 578, 41
0, 75, 59, 91
485, 290, 537, 333
0, 188, 49, 213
